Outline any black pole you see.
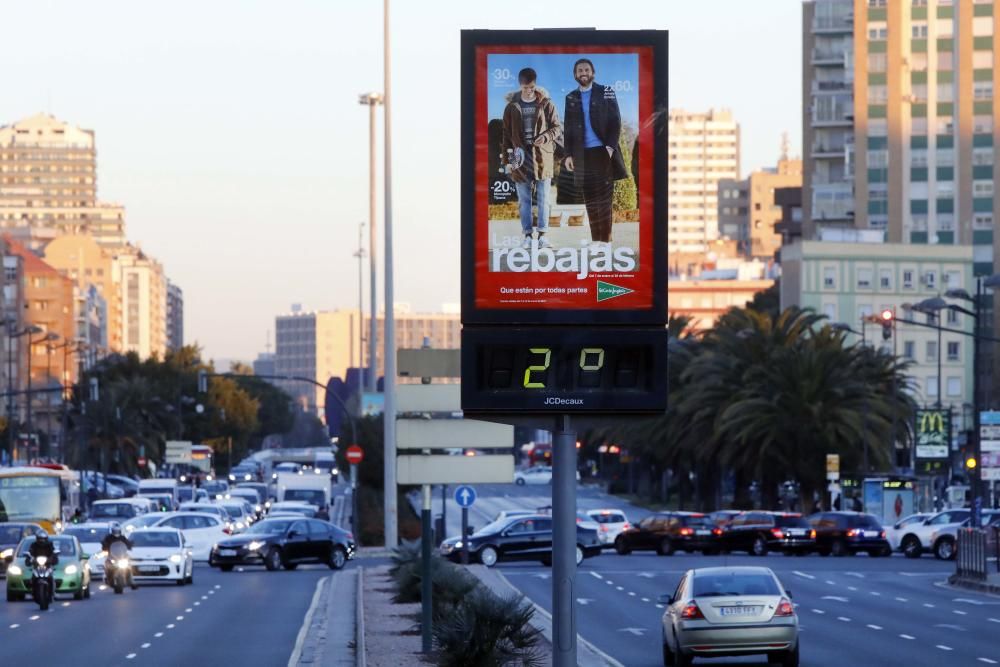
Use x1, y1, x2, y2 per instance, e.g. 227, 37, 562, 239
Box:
420, 484, 432, 653
6, 331, 13, 461
552, 415, 577, 667
973, 279, 983, 528
461, 507, 469, 565
441, 483, 447, 542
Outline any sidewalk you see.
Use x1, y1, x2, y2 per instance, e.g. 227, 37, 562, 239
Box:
949, 570, 1000, 595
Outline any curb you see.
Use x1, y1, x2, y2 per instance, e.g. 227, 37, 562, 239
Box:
356, 566, 366, 667
948, 573, 1000, 595
467, 564, 624, 667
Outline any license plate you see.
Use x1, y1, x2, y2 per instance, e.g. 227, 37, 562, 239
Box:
138, 565, 160, 573
218, 549, 237, 557
720, 606, 761, 617
787, 529, 804, 537
695, 530, 711, 536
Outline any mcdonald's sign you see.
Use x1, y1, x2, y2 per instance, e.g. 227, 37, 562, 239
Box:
914, 409, 950, 461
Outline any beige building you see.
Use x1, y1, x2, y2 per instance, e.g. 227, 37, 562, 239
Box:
718, 158, 803, 260
44, 235, 122, 352
273, 307, 461, 412
668, 109, 741, 255
668, 278, 775, 331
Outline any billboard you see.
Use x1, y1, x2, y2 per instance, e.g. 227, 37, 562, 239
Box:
914, 409, 950, 461
461, 30, 668, 325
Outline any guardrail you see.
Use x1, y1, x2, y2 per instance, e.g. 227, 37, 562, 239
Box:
957, 527, 988, 581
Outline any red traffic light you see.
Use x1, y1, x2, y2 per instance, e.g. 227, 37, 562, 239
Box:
881, 309, 894, 321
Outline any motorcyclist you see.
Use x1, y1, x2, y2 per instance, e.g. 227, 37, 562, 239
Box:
101, 523, 137, 590
27, 530, 57, 565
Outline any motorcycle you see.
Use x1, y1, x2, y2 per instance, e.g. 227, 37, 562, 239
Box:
105, 542, 130, 595
29, 554, 56, 611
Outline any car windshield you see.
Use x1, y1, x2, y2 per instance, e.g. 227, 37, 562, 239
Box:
271, 505, 314, 516
681, 515, 713, 528
692, 572, 781, 597
177, 488, 196, 502
284, 490, 325, 505
0, 525, 26, 543
0, 475, 60, 523
62, 527, 108, 544
847, 515, 882, 529
246, 520, 293, 535
221, 504, 246, 517
590, 513, 626, 524
125, 514, 165, 530
475, 518, 510, 536
17, 536, 76, 557
91, 504, 132, 518
130, 531, 181, 548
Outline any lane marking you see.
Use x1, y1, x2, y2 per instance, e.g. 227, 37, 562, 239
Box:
955, 610, 968, 616
826, 580, 836, 585
167, 624, 175, 629
605, 580, 614, 585
811, 609, 825, 615
628, 592, 636, 597
642, 597, 650, 602
899, 634, 915, 640
287, 575, 328, 667
846, 572, 864, 578
29, 615, 39, 621
978, 659, 998, 664
847, 586, 858, 591
154, 632, 163, 638
924, 603, 935, 608
185, 608, 193, 613
616, 586, 624, 591
655, 604, 664, 609
895, 597, 908, 602
821, 596, 849, 602
837, 616, 851, 622
176, 615, 184, 621
990, 618, 1000, 623
126, 654, 136, 660
214, 584, 221, 589
866, 624, 882, 630
9, 624, 19, 629
955, 598, 986, 606
937, 645, 954, 652
201, 595, 208, 600
870, 591, 882, 597
589, 572, 603, 580
141, 643, 151, 649
793, 571, 815, 580
194, 602, 200, 606
61, 602, 70, 607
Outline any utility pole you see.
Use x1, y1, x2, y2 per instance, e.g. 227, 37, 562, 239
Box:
354, 222, 366, 373
382, 0, 398, 549
358, 92, 383, 394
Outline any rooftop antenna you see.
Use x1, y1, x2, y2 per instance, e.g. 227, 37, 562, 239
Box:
265, 329, 272, 355
780, 131, 790, 161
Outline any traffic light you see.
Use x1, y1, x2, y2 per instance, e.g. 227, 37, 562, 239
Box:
966, 456, 978, 470
880, 308, 894, 340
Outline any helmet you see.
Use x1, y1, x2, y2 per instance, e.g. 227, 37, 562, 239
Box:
35, 530, 48, 542
110, 522, 122, 537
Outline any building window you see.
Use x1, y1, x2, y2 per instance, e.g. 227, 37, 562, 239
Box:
974, 213, 993, 229
944, 270, 961, 287
879, 269, 892, 290
912, 24, 928, 38
823, 303, 836, 320
927, 377, 938, 398
823, 267, 836, 289
903, 270, 915, 289
947, 308, 959, 326
974, 181, 994, 197
947, 341, 960, 361
975, 81, 994, 101
924, 270, 936, 289
947, 377, 962, 397
926, 340, 938, 362
857, 268, 873, 289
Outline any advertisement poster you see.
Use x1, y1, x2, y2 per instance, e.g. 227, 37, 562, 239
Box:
914, 409, 950, 461
461, 31, 667, 324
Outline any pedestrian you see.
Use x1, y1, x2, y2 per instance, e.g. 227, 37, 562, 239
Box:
562, 58, 631, 246
502, 66, 562, 249
851, 494, 863, 512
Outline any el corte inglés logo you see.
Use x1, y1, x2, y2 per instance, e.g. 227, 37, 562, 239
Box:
596, 281, 634, 302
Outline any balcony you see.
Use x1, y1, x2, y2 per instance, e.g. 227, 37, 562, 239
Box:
812, 49, 847, 67
812, 13, 853, 34
811, 112, 853, 128
812, 80, 852, 94
811, 143, 848, 159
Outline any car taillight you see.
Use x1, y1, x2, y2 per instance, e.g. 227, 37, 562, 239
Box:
222, 527, 232, 535
809, 529, 816, 539
623, 522, 631, 530
600, 525, 608, 532
678, 527, 694, 536
712, 528, 722, 536
775, 597, 795, 617
770, 528, 784, 539
879, 530, 886, 538
846, 529, 859, 537
681, 601, 704, 620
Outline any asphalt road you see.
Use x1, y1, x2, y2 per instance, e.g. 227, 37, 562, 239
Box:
0, 562, 339, 666
444, 483, 1000, 667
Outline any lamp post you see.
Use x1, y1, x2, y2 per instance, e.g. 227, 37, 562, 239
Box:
912, 297, 948, 409
358, 92, 384, 395
6, 325, 42, 462
26, 331, 59, 461
353, 222, 366, 372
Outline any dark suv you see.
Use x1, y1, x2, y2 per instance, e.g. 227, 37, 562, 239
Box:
808, 511, 891, 557
613, 512, 720, 556
720, 512, 816, 556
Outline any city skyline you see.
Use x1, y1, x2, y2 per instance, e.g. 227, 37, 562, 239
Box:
1, 0, 801, 361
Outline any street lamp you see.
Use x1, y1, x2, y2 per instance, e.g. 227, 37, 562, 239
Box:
5, 324, 41, 461
834, 322, 871, 473
26, 331, 59, 460
358, 91, 384, 395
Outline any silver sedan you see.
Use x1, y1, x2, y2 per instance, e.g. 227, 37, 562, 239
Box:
660, 566, 799, 667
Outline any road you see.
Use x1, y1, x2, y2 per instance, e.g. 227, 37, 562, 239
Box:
444, 483, 1000, 667
0, 561, 346, 666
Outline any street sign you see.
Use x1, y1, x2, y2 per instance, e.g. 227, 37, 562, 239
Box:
397, 455, 514, 485
398, 348, 461, 379
454, 485, 477, 508
914, 409, 951, 461
346, 445, 364, 465
826, 454, 840, 481
165, 441, 192, 465
397, 419, 513, 449
398, 384, 461, 413
982, 411, 1000, 481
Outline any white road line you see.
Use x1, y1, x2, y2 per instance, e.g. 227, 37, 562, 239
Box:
821, 596, 849, 602
846, 572, 864, 578
895, 597, 908, 602
126, 654, 136, 660
605, 580, 614, 585
167, 624, 175, 629
937, 645, 954, 651
155, 632, 163, 638
185, 608, 192, 613
589, 572, 603, 580
194, 601, 200, 606
826, 580, 836, 585
141, 643, 150, 649
989, 618, 1000, 623
811, 609, 825, 615
847, 586, 858, 591
978, 658, 998, 664
214, 584, 220, 589
866, 624, 882, 630
628, 592, 636, 597
61, 602, 70, 607
899, 634, 915, 640
642, 597, 650, 602
793, 571, 815, 580
870, 591, 882, 597
616, 586, 624, 591
201, 595, 208, 600
837, 616, 851, 622
176, 615, 184, 621
955, 610, 968, 616
287, 575, 328, 667
9, 624, 18, 629
924, 603, 935, 608
656, 604, 664, 609
29, 615, 39, 621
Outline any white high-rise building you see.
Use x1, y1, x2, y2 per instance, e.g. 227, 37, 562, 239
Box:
668, 109, 741, 255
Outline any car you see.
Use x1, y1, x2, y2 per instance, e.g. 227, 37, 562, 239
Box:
202, 480, 229, 498
236, 482, 271, 508
144, 512, 230, 560
176, 486, 209, 504
143, 493, 176, 512
0, 523, 44, 576
271, 462, 301, 480
807, 512, 891, 557
6, 534, 92, 602
439, 513, 601, 567
89, 499, 150, 521
82, 472, 127, 499
614, 512, 721, 556
268, 501, 319, 518
491, 509, 536, 523
585, 509, 631, 546
719, 512, 816, 556
209, 517, 355, 571
179, 502, 231, 522
514, 466, 553, 485
228, 488, 265, 517
104, 475, 140, 497
661, 566, 798, 667
60, 524, 110, 578
927, 510, 1000, 560
127, 528, 194, 585
215, 500, 255, 530
229, 466, 258, 483
884, 513, 933, 552
707, 510, 741, 528
123, 513, 170, 534
892, 509, 971, 559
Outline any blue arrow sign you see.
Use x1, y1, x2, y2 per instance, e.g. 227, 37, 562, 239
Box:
454, 485, 477, 508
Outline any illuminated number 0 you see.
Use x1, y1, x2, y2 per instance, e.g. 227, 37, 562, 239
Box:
579, 348, 605, 371
523, 348, 552, 388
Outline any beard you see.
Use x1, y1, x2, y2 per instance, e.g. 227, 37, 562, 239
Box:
575, 73, 592, 87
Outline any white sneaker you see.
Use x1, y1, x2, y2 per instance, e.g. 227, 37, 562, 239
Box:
537, 236, 552, 249
521, 235, 533, 249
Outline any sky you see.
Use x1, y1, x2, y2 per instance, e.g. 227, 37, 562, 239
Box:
1, 0, 802, 363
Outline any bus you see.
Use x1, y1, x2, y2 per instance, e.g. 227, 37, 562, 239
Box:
0, 466, 80, 533
191, 445, 213, 474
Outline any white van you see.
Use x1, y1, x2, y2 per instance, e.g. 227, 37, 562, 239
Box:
137, 479, 180, 507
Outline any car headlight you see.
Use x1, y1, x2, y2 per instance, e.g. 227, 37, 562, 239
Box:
64, 564, 78, 575
116, 559, 129, 569
98, 551, 108, 558
169, 554, 182, 564
255, 505, 262, 513
236, 522, 245, 530
265, 501, 271, 508
8, 564, 22, 576
55, 521, 63, 533
248, 541, 264, 551
245, 474, 252, 481
455, 541, 463, 548
0, 548, 12, 559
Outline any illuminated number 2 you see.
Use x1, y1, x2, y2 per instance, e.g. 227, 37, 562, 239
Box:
579, 348, 605, 371
523, 348, 552, 388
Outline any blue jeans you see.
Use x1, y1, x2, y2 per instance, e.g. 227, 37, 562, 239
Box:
516, 179, 551, 235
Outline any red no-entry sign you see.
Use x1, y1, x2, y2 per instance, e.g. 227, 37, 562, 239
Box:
346, 445, 364, 465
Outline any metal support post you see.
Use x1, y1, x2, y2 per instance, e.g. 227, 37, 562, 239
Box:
441, 483, 447, 541
973, 279, 984, 528
382, 0, 398, 549
552, 415, 577, 667
350, 463, 359, 539
420, 483, 432, 653
461, 507, 469, 565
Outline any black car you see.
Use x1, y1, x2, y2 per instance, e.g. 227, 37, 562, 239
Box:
808, 511, 891, 557
719, 512, 816, 556
439, 514, 601, 567
209, 517, 355, 571
0, 523, 43, 575
613, 512, 721, 555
